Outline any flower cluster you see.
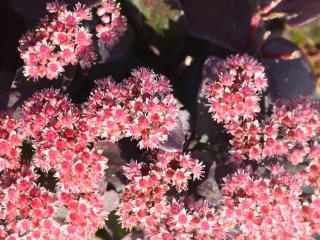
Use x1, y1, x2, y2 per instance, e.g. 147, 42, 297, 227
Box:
301, 144, 320, 195
301, 197, 320, 235
19, 0, 127, 81
118, 151, 218, 239
0, 165, 56, 240
203, 54, 268, 162
0, 89, 110, 239
0, 67, 185, 239
19, 2, 95, 80
0, 113, 22, 171
21, 88, 78, 139
202, 54, 320, 238
86, 68, 180, 149
204, 54, 267, 125
299, 144, 320, 234
221, 168, 311, 239
96, 0, 127, 49
0, 165, 106, 240
265, 98, 320, 165
7, 43, 320, 239
21, 89, 107, 193
51, 192, 106, 240
204, 54, 320, 165
119, 151, 317, 239
228, 97, 320, 163
227, 120, 263, 162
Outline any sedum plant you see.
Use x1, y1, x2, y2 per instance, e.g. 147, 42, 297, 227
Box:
1, 0, 320, 239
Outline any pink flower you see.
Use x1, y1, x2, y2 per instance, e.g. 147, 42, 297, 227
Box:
264, 98, 320, 165
0, 112, 22, 171
221, 169, 312, 239
204, 54, 267, 124
85, 68, 180, 149
117, 151, 227, 239
95, 0, 127, 49
205, 55, 320, 165
21, 89, 108, 193
19, 1, 95, 80
0, 165, 107, 239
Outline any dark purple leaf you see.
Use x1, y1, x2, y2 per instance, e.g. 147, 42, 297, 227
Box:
0, 70, 15, 110
202, 56, 221, 81
261, 37, 298, 58
273, 0, 320, 27
174, 58, 204, 119
195, 82, 228, 146
262, 37, 316, 99
158, 108, 191, 152
6, 90, 21, 109
123, 0, 187, 65
98, 25, 135, 63
195, 159, 222, 204
103, 190, 120, 213
248, 13, 266, 51
180, 0, 253, 51
10, 67, 58, 108
97, 142, 128, 192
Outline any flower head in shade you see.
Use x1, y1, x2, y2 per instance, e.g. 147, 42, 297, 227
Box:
95, 0, 127, 49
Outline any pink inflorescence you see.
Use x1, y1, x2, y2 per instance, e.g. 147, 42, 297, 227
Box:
0, 113, 22, 171
95, 0, 127, 49
0, 88, 110, 239
227, 120, 263, 161
204, 54, 267, 162
86, 68, 180, 149
21, 89, 108, 193
51, 191, 106, 240
1, 66, 193, 239
19, 1, 95, 80
228, 97, 320, 163
21, 88, 77, 139
118, 151, 225, 240
301, 144, 320, 195
18, 0, 127, 81
264, 98, 320, 165
221, 168, 312, 239
204, 54, 267, 125
299, 143, 320, 235
0, 165, 106, 240
204, 54, 320, 165
117, 151, 229, 240
302, 196, 320, 236
0, 165, 56, 240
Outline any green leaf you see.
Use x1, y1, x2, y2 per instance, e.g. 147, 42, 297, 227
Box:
129, 0, 183, 35
122, 0, 187, 66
